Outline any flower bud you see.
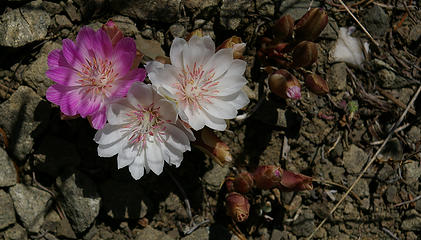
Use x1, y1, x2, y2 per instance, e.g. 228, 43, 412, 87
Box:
253, 165, 283, 189
102, 20, 124, 46
225, 192, 250, 222
305, 73, 329, 95
278, 170, 313, 192
192, 127, 232, 166
131, 50, 144, 69
225, 179, 236, 193
234, 172, 254, 193
268, 69, 301, 100
217, 36, 246, 59
294, 8, 328, 42
273, 15, 294, 42
185, 29, 203, 41
291, 41, 318, 68
154, 56, 171, 64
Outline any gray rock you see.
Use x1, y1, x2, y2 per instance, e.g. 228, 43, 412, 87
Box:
99, 179, 148, 220
181, 227, 208, 240
402, 210, 421, 231
183, 0, 218, 11
135, 35, 166, 62
203, 163, 230, 192
385, 185, 398, 203
64, 2, 82, 22
220, 0, 252, 30
55, 15, 72, 29
377, 164, 395, 182
403, 161, 421, 184
346, 176, 369, 197
0, 148, 17, 187
320, 18, 339, 40
327, 63, 347, 91
9, 184, 52, 232
343, 145, 368, 174
279, 0, 321, 20
57, 171, 101, 233
18, 41, 61, 97
111, 0, 181, 23
407, 126, 421, 145
112, 15, 140, 37
34, 135, 80, 177
0, 86, 51, 161
3, 224, 27, 240
362, 6, 389, 38
41, 1, 63, 15
135, 226, 174, 240
169, 24, 186, 38
377, 69, 412, 89
163, 192, 188, 220
409, 24, 421, 43
0, 190, 16, 230
256, 0, 274, 16
0, 7, 50, 47
291, 209, 315, 237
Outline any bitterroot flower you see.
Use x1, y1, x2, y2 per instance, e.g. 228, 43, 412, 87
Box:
94, 82, 193, 180
146, 36, 250, 131
46, 26, 146, 129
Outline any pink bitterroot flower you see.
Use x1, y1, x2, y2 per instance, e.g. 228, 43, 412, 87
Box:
45, 26, 146, 129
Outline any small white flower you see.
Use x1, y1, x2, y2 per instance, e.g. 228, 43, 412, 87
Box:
146, 36, 250, 131
94, 82, 193, 180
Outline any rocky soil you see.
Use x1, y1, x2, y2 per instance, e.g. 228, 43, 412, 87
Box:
0, 0, 420, 239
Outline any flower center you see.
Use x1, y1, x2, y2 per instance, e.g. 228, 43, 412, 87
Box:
175, 63, 219, 109
78, 56, 119, 97
125, 103, 171, 148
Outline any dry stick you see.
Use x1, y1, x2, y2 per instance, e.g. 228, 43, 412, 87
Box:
393, 194, 421, 207
306, 85, 421, 240
337, 0, 380, 47
376, 86, 416, 115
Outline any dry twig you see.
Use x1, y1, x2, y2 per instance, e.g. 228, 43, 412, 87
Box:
306, 85, 421, 240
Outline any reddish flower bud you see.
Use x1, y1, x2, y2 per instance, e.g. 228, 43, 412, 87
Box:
102, 20, 124, 46
192, 127, 232, 166
225, 179, 236, 193
273, 15, 294, 42
225, 192, 250, 222
305, 73, 329, 95
294, 8, 328, 42
154, 56, 171, 64
268, 69, 301, 100
185, 29, 203, 41
217, 36, 246, 59
291, 41, 318, 68
253, 165, 283, 189
234, 172, 254, 193
278, 170, 313, 192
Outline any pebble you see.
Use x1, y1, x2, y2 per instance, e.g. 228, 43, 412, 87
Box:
0, 148, 17, 187
0, 8, 50, 47
403, 161, 421, 184
362, 6, 389, 37
0, 190, 16, 230
3, 224, 27, 240
111, 0, 181, 23
134, 226, 174, 240
402, 209, 421, 231
327, 63, 347, 91
135, 35, 165, 62
9, 184, 52, 232
291, 209, 315, 237
181, 227, 208, 240
343, 145, 368, 174
279, 0, 320, 20
220, 0, 251, 30
202, 163, 230, 192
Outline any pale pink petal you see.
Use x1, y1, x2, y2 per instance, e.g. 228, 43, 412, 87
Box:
107, 99, 133, 125
145, 139, 164, 175
97, 138, 124, 157
202, 97, 237, 119
212, 75, 248, 96
221, 90, 250, 109
127, 82, 153, 108
183, 37, 214, 71
148, 64, 179, 96
224, 59, 246, 77
156, 99, 177, 123
94, 123, 126, 145
164, 124, 191, 152
161, 143, 183, 167
128, 153, 145, 179
170, 37, 187, 68
204, 48, 233, 80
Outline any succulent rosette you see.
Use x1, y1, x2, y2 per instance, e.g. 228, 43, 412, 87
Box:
94, 82, 194, 180
46, 26, 146, 129
146, 36, 250, 131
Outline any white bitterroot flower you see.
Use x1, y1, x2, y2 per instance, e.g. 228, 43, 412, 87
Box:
94, 82, 194, 180
146, 36, 250, 131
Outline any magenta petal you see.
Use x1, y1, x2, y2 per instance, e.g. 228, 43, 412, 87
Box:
90, 108, 107, 130
78, 95, 102, 117
112, 38, 136, 75
62, 39, 84, 69
112, 68, 146, 98
96, 29, 113, 59
76, 27, 97, 58
46, 84, 81, 116
46, 67, 79, 86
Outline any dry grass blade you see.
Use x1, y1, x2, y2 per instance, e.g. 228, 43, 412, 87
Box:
306, 85, 421, 240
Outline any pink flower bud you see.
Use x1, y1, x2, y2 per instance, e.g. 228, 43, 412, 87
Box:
278, 170, 313, 192
102, 20, 124, 46
305, 73, 329, 95
273, 15, 294, 42
234, 172, 254, 193
217, 36, 246, 59
291, 41, 318, 68
253, 165, 283, 189
192, 127, 232, 166
225, 192, 250, 222
185, 29, 203, 41
268, 69, 301, 100
294, 8, 328, 42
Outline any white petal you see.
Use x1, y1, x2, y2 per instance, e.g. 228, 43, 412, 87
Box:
182, 105, 206, 131
202, 110, 227, 131
148, 64, 179, 97
162, 143, 183, 167
183, 37, 214, 70
224, 59, 246, 77
188, 35, 215, 54
145, 138, 164, 175
156, 98, 177, 123
127, 82, 153, 107
204, 48, 233, 80
202, 97, 237, 119
107, 99, 133, 125
97, 139, 124, 157
128, 150, 146, 180
165, 124, 191, 152
221, 90, 250, 109
214, 75, 248, 96
176, 120, 196, 141
117, 143, 138, 169
170, 38, 187, 69
94, 124, 126, 145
